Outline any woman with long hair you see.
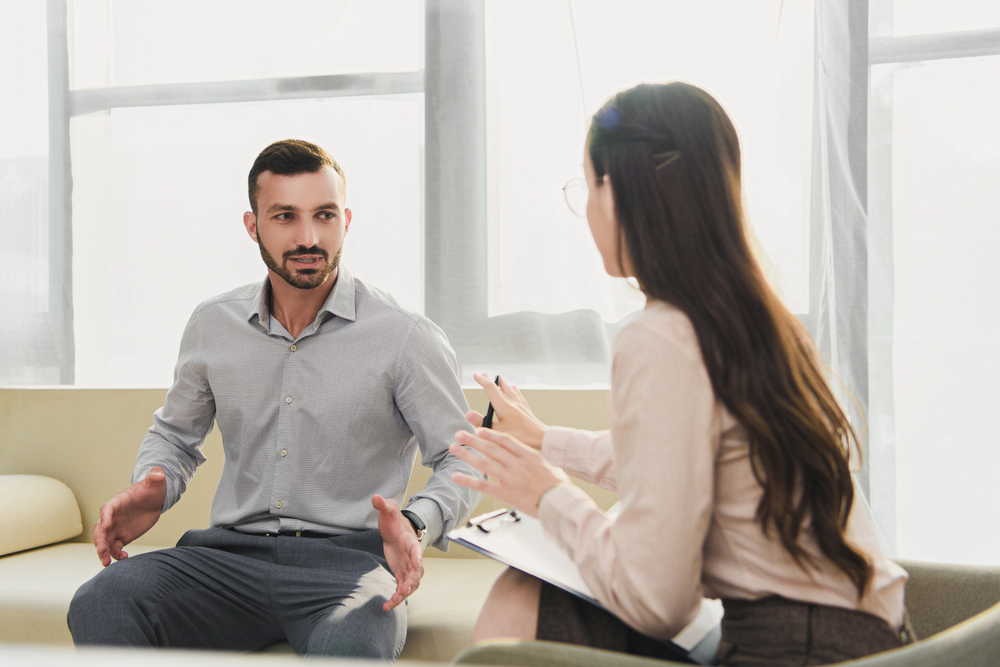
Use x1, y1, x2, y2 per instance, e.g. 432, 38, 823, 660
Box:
447, 81, 912, 666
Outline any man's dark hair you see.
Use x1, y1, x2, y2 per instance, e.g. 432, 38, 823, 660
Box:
248, 139, 347, 215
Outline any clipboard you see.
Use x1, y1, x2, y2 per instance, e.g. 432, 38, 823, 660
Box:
448, 509, 724, 665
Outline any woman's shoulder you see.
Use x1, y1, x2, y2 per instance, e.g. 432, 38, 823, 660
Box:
615, 299, 701, 360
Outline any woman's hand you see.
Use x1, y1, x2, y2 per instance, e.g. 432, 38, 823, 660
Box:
449, 428, 571, 518
467, 373, 549, 450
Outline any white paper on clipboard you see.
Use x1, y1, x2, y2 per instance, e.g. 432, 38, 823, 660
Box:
448, 509, 724, 661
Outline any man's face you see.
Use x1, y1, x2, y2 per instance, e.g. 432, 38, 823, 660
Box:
243, 166, 351, 290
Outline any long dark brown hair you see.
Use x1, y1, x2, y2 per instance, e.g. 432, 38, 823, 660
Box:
589, 82, 871, 597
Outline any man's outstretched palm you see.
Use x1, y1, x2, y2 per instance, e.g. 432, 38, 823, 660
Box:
93, 467, 167, 567
372, 494, 424, 612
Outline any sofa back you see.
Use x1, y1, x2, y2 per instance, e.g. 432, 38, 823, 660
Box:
0, 387, 616, 558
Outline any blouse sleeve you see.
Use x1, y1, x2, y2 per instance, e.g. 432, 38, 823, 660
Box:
542, 427, 617, 492
537, 311, 719, 639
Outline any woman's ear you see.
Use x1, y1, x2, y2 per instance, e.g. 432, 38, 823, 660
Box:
598, 174, 616, 225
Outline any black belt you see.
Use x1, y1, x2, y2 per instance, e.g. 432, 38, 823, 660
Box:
261, 530, 331, 538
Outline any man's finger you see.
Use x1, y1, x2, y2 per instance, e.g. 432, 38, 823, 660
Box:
93, 524, 111, 566
99, 503, 115, 529
372, 493, 398, 514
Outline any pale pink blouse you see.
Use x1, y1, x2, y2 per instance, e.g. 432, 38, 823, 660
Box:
537, 300, 907, 640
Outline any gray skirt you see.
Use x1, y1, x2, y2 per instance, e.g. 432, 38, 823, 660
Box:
536, 582, 914, 666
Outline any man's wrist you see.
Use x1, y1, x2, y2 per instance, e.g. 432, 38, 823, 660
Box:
400, 509, 426, 540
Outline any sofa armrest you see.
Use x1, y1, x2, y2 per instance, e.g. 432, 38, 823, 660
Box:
0, 475, 83, 556
895, 559, 1000, 639
454, 640, 692, 667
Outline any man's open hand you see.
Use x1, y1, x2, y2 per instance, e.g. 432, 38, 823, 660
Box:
93, 467, 167, 567
372, 494, 424, 612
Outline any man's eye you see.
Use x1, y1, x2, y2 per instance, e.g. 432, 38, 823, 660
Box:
319, 212, 336, 220
277, 213, 293, 220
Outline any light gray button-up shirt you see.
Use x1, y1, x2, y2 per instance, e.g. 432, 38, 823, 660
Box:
133, 266, 482, 549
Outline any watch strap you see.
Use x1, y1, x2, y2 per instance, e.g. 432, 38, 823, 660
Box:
400, 509, 426, 538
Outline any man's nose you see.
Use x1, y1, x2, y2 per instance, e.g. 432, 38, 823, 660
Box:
293, 220, 320, 248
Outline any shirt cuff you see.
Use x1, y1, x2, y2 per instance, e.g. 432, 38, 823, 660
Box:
132, 465, 180, 514
404, 497, 446, 551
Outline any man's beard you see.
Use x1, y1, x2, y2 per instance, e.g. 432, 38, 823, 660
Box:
258, 240, 341, 290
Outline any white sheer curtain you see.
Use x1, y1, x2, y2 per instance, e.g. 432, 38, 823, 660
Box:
485, 0, 814, 326
66, 1, 424, 388
0, 3, 60, 386
71, 96, 424, 387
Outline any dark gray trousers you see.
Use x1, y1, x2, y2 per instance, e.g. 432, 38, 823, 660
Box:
67, 527, 406, 660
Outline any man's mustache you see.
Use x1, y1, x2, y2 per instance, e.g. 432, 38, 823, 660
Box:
283, 246, 328, 261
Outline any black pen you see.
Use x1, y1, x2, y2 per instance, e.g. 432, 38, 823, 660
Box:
482, 375, 501, 429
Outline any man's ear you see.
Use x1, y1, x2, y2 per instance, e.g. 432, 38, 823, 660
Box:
344, 208, 352, 234
243, 211, 259, 243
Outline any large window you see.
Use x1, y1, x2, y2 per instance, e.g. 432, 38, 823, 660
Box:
868, 0, 1000, 564
3, 1, 999, 566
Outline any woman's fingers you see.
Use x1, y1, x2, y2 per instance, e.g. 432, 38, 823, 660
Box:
451, 471, 499, 494
466, 410, 485, 428
498, 374, 519, 400
475, 372, 509, 408
457, 428, 528, 462
449, 440, 506, 478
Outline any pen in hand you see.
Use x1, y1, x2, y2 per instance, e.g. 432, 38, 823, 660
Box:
482, 375, 501, 429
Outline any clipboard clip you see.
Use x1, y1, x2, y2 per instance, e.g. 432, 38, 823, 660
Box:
468, 508, 520, 533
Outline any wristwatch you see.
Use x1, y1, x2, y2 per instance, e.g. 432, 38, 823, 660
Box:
400, 509, 426, 541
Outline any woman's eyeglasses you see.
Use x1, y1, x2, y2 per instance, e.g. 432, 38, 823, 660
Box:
562, 178, 587, 218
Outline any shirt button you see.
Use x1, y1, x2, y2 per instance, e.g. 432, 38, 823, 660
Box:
280, 449, 287, 457
275, 501, 283, 509
284, 396, 292, 404
289, 344, 297, 352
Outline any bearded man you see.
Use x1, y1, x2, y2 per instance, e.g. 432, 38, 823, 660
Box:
67, 139, 482, 660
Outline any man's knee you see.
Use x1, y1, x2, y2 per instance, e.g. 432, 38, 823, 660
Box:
68, 558, 155, 645
306, 597, 406, 659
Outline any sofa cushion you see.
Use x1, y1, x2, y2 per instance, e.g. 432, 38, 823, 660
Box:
0, 543, 163, 644
0, 541, 505, 662
0, 475, 83, 556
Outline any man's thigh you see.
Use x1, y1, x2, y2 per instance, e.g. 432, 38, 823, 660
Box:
68, 539, 281, 650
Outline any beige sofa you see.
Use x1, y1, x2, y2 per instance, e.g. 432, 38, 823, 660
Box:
0, 387, 617, 662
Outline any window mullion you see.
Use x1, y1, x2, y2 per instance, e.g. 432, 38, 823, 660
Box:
871, 27, 1000, 64
47, 0, 74, 384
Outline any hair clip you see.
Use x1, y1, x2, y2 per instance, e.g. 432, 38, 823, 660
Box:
653, 150, 681, 170
598, 107, 622, 130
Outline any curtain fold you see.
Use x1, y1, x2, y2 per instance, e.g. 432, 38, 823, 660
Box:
807, 0, 872, 501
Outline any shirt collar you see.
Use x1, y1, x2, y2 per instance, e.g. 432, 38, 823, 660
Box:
322, 264, 357, 322
247, 264, 357, 327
